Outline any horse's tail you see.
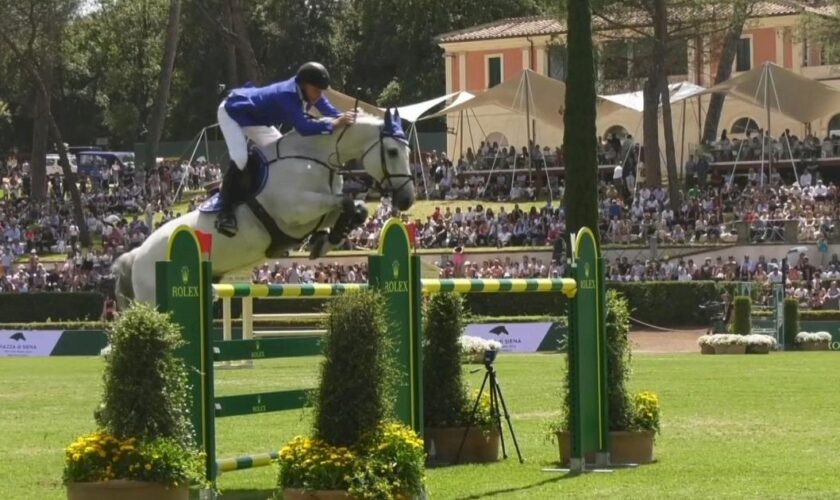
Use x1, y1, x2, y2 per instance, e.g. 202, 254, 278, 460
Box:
112, 250, 136, 310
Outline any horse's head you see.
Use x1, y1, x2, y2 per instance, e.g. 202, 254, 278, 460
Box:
348, 110, 416, 211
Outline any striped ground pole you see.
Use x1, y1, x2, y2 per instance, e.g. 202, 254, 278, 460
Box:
214, 283, 368, 298
420, 278, 577, 298
216, 451, 279, 475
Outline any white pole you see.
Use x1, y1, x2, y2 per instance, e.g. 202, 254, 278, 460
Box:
223, 297, 232, 342
242, 296, 253, 341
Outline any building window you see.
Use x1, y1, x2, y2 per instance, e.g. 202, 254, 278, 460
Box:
736, 37, 752, 72
548, 44, 567, 81
602, 41, 629, 80
731, 117, 759, 135
666, 39, 689, 76
829, 114, 840, 136
487, 56, 502, 88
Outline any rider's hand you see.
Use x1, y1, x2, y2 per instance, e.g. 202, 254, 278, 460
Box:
333, 111, 357, 129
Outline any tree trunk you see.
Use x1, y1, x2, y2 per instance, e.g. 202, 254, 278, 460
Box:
642, 77, 662, 187
144, 0, 182, 174
652, 0, 681, 211
222, 0, 238, 87
0, 28, 92, 249
660, 77, 682, 213
563, 0, 599, 240
702, 1, 749, 144
229, 0, 261, 84
30, 64, 52, 202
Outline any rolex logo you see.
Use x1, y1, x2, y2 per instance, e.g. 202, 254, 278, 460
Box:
392, 260, 400, 279
181, 266, 189, 284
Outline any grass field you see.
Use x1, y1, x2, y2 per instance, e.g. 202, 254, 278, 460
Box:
2, 352, 839, 499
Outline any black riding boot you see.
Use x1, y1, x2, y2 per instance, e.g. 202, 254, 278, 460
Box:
215, 164, 240, 237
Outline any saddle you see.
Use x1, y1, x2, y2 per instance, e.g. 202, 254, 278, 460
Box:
199, 150, 300, 259
199, 151, 270, 213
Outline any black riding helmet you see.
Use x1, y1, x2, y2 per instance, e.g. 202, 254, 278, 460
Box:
295, 62, 330, 90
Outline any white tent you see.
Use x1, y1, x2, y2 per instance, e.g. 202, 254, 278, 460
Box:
428, 69, 566, 126
393, 92, 473, 123
598, 82, 706, 114
323, 89, 383, 117
700, 62, 840, 124
700, 62, 840, 185
426, 70, 567, 202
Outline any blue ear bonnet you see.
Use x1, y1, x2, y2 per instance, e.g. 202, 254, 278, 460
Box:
382, 108, 407, 143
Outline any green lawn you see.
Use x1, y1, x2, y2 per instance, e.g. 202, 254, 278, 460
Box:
1, 352, 839, 499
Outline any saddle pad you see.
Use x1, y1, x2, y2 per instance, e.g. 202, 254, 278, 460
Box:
198, 150, 270, 214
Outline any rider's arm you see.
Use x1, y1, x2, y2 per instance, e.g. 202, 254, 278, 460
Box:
277, 92, 334, 136
313, 96, 341, 119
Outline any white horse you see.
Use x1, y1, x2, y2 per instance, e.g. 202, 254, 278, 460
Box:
113, 110, 415, 306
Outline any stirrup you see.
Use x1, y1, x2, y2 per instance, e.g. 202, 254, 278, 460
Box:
215, 213, 238, 238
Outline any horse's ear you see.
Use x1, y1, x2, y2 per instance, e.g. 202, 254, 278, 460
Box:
394, 108, 401, 122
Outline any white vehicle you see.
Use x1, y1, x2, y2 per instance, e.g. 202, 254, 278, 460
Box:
45, 154, 79, 176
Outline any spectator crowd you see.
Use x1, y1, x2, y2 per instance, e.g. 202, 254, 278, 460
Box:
3, 127, 840, 306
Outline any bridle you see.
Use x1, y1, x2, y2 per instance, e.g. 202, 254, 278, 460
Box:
331, 122, 414, 197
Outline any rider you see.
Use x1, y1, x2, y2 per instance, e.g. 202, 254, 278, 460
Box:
215, 61, 356, 236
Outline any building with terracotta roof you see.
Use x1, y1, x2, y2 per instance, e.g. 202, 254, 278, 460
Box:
435, 1, 840, 169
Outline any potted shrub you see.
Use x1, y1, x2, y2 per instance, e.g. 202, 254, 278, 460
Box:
697, 335, 716, 355
277, 290, 425, 499
795, 331, 832, 351
731, 296, 752, 336
553, 291, 660, 465
783, 299, 800, 350
424, 293, 498, 465
710, 334, 748, 354
744, 334, 777, 354
63, 303, 204, 500
458, 335, 501, 364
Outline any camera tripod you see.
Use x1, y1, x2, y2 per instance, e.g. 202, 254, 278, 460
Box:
455, 352, 523, 464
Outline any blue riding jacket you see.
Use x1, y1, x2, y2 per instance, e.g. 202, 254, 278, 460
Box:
224, 77, 341, 136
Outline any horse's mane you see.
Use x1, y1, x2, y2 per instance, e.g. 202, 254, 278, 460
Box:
270, 111, 383, 158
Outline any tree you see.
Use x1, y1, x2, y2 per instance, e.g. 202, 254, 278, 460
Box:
144, 0, 182, 173
702, 0, 751, 144
563, 0, 599, 238
0, 0, 93, 248
196, 0, 262, 84
594, 0, 732, 209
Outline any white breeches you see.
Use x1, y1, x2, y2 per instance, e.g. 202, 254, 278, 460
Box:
217, 102, 283, 170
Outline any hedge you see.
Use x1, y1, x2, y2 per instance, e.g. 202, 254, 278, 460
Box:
1, 282, 734, 327
0, 292, 104, 322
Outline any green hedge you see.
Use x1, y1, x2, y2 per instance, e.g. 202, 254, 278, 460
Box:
1, 282, 735, 327
0, 292, 104, 322
783, 299, 799, 349
732, 296, 752, 335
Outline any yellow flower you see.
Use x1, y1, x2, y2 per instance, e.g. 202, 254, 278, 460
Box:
145, 464, 152, 471
72, 453, 81, 462
97, 450, 107, 458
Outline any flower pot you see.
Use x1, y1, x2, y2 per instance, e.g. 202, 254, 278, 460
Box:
424, 426, 499, 465
555, 430, 655, 466
746, 343, 772, 354
283, 489, 351, 500
714, 344, 746, 354
799, 341, 830, 351
67, 480, 188, 500
700, 344, 715, 355
463, 352, 484, 364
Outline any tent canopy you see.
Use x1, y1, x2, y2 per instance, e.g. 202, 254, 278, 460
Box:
427, 69, 566, 125
598, 81, 706, 114
393, 92, 472, 123
700, 62, 840, 123
323, 88, 383, 117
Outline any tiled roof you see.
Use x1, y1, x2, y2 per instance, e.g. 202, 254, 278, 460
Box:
437, 1, 811, 44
